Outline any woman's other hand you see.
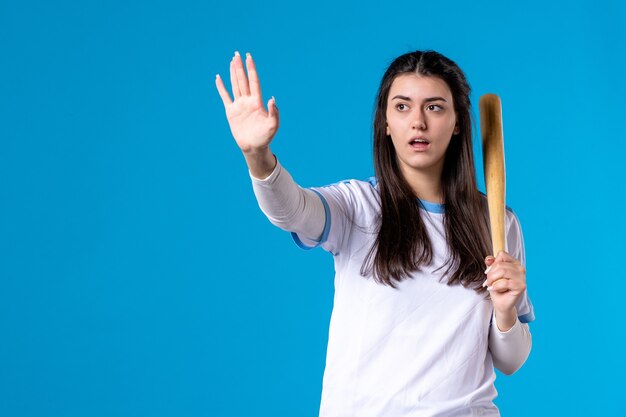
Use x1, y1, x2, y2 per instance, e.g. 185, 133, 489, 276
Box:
483, 251, 527, 331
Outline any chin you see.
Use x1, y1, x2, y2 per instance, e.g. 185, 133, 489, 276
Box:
401, 158, 445, 174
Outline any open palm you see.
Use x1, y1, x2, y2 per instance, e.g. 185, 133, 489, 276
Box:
216, 52, 279, 153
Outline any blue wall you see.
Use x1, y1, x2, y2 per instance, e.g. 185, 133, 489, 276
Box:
1, 0, 625, 415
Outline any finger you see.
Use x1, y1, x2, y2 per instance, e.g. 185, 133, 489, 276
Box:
483, 258, 496, 287
230, 55, 241, 98
495, 250, 519, 264
484, 256, 496, 272
215, 74, 233, 106
485, 262, 517, 285
246, 52, 262, 98
490, 277, 526, 294
484, 261, 511, 287
268, 96, 279, 119
491, 252, 523, 279
485, 261, 526, 287
233, 51, 250, 96
488, 277, 510, 293
483, 274, 507, 289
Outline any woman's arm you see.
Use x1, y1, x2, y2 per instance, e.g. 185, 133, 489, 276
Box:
216, 52, 325, 240
484, 251, 532, 374
250, 158, 325, 240
488, 312, 532, 375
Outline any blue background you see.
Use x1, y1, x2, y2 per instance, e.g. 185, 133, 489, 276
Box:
1, 0, 625, 416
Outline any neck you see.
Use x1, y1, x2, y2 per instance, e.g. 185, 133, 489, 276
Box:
399, 164, 444, 204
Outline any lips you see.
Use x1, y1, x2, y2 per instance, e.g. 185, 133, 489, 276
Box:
409, 137, 430, 150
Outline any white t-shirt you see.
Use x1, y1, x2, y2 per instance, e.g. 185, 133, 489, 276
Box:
291, 177, 534, 417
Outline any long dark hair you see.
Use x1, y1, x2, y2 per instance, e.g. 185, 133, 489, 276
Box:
361, 50, 491, 293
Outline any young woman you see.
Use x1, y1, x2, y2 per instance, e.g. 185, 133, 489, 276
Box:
216, 50, 534, 417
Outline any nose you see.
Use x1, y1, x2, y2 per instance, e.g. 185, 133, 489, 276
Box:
411, 109, 427, 130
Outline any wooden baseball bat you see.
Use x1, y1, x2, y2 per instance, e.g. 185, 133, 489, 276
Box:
479, 94, 506, 257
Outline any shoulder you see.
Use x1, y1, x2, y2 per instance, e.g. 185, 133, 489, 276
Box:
505, 204, 523, 235
315, 177, 380, 202
311, 177, 381, 219
477, 193, 526, 259
478, 192, 522, 231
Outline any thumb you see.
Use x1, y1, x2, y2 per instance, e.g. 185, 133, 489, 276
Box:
268, 96, 279, 118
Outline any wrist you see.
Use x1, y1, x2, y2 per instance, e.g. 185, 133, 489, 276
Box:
494, 307, 517, 332
243, 147, 276, 179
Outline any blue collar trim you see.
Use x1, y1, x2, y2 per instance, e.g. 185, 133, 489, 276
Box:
419, 199, 445, 214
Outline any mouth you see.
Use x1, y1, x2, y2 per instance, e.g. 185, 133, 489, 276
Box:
409, 137, 430, 150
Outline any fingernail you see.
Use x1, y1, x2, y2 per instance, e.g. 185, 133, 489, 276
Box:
487, 286, 493, 291
216, 74, 220, 78
246, 52, 251, 59
234, 51, 240, 57
484, 265, 492, 274
482, 279, 488, 288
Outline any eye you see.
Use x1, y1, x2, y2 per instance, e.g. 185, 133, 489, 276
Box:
426, 104, 443, 112
395, 103, 409, 111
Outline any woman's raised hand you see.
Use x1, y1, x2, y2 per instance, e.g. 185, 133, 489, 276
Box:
215, 52, 279, 154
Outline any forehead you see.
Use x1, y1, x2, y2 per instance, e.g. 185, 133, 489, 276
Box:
388, 73, 453, 102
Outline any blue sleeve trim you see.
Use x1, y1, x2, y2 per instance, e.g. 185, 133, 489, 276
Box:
290, 190, 331, 250
518, 312, 535, 324
489, 311, 535, 327
517, 292, 535, 323
365, 176, 378, 187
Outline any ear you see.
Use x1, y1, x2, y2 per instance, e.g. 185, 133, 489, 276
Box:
453, 125, 460, 135
386, 125, 390, 136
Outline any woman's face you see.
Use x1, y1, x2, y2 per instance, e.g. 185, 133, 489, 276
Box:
385, 74, 459, 180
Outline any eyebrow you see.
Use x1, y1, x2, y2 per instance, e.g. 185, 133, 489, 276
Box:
391, 95, 448, 103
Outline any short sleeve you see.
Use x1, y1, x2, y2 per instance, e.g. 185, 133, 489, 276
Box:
506, 208, 535, 324
291, 179, 375, 256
